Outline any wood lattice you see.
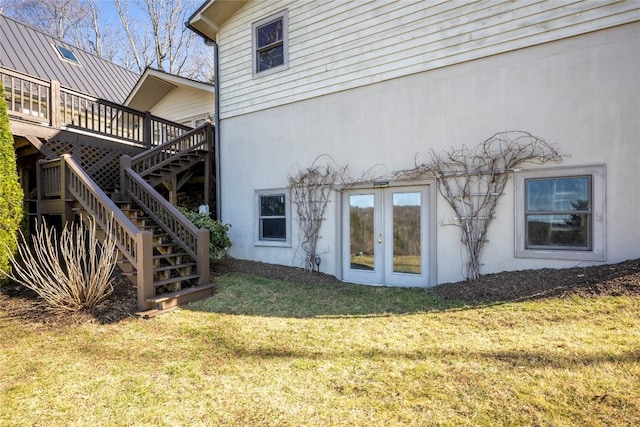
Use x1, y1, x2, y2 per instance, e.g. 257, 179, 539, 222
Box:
44, 137, 143, 191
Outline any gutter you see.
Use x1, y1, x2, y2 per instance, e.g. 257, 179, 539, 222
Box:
185, 21, 222, 221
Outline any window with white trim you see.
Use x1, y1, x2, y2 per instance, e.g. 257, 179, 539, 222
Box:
252, 11, 288, 77
256, 190, 291, 246
515, 165, 605, 261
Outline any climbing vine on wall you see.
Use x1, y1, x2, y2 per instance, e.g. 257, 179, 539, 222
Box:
288, 156, 350, 272
288, 131, 562, 281
394, 131, 562, 281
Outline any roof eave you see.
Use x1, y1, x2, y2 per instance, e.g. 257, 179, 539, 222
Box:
187, 0, 247, 40
125, 68, 214, 111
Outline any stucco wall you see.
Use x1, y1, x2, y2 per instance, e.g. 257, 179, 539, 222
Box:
218, 23, 640, 284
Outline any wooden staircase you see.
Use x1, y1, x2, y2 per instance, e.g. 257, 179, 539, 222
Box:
116, 202, 214, 315
33, 124, 216, 316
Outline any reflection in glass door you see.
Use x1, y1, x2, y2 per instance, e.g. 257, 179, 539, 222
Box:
342, 186, 429, 287
391, 192, 421, 275
349, 194, 376, 271
343, 192, 383, 284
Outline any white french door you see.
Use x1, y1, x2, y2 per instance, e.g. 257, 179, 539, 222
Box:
342, 186, 430, 287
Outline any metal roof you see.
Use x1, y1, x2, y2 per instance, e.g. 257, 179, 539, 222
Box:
0, 14, 139, 103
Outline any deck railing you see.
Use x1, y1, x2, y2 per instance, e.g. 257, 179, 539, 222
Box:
130, 122, 213, 177
1, 68, 50, 123
1, 67, 191, 148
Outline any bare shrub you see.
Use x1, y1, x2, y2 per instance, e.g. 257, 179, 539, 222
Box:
4, 216, 118, 311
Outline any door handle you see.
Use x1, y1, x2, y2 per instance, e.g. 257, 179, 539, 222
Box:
377, 232, 382, 243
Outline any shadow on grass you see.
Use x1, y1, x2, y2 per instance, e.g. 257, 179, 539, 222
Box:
186, 272, 469, 318
185, 329, 640, 368
188, 257, 640, 318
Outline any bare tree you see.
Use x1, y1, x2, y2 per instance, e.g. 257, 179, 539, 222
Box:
113, 0, 206, 77
4, 0, 213, 80
2, 0, 86, 39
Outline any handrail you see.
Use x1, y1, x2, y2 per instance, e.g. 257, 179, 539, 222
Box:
38, 158, 64, 199
130, 122, 213, 177
63, 154, 143, 266
123, 167, 207, 261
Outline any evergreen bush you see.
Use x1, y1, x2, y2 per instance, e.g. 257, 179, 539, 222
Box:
178, 208, 231, 262
0, 83, 24, 275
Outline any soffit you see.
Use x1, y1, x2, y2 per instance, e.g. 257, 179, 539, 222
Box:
125, 68, 214, 110
127, 75, 177, 110
188, 0, 247, 39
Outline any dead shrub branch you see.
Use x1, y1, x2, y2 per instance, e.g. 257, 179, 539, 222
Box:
4, 216, 118, 311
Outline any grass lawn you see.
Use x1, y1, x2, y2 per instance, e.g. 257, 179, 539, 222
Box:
1, 273, 639, 426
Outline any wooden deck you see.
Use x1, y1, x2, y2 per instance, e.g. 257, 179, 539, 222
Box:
4, 66, 217, 315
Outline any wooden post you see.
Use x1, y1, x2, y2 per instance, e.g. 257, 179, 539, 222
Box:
35, 159, 43, 220
143, 111, 152, 149
50, 80, 60, 128
136, 230, 155, 311
196, 228, 210, 285
120, 155, 131, 202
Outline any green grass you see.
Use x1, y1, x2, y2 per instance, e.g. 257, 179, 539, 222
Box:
1, 273, 639, 426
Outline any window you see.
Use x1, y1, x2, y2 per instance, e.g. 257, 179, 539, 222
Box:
54, 45, 80, 64
252, 11, 288, 77
515, 165, 605, 261
256, 190, 291, 246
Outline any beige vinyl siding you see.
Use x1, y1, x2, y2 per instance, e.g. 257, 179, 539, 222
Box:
215, 0, 640, 119
149, 87, 215, 125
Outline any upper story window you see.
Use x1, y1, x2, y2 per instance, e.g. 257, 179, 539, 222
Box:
54, 45, 80, 65
515, 165, 605, 261
252, 10, 288, 77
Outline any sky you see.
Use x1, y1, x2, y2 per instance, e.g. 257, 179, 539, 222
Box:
98, 0, 146, 26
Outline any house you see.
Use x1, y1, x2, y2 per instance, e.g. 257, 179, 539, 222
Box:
1, 14, 218, 313
187, 0, 640, 286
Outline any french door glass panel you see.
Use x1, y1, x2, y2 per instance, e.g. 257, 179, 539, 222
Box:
349, 194, 375, 271
392, 192, 421, 274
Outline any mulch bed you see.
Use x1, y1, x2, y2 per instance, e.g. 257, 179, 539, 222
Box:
1, 257, 638, 327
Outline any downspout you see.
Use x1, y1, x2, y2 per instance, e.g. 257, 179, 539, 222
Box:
186, 21, 222, 221
206, 39, 222, 221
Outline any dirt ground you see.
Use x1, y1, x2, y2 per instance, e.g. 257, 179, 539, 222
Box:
1, 257, 639, 326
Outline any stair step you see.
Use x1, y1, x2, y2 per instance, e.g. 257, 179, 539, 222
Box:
153, 274, 201, 288
144, 283, 216, 311
154, 262, 196, 273
154, 241, 178, 248
153, 252, 188, 260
